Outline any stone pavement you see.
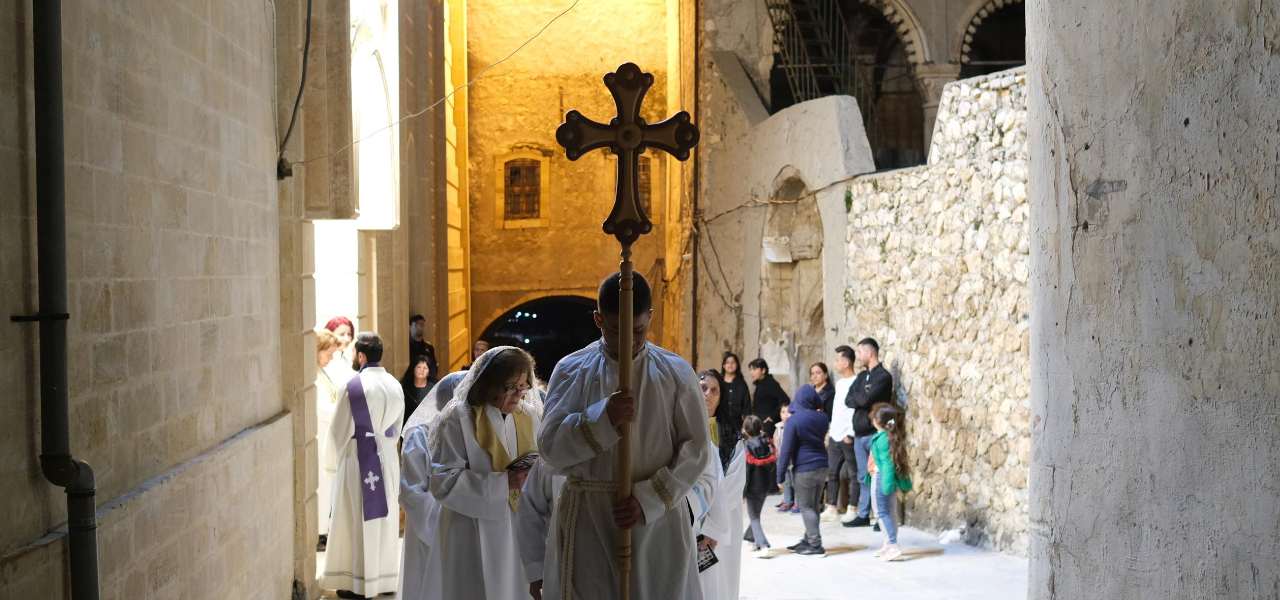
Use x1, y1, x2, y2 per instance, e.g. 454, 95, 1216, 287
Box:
738, 502, 1028, 599
316, 500, 1028, 599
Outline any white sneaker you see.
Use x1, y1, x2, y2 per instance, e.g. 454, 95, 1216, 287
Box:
753, 547, 774, 559
880, 544, 905, 562
840, 508, 859, 524
820, 506, 840, 522
872, 543, 887, 557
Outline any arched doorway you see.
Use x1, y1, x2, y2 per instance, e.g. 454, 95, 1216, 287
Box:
960, 2, 1026, 78
478, 296, 600, 382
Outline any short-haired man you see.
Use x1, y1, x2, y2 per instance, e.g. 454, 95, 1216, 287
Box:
322, 332, 405, 598
842, 337, 894, 528
408, 314, 440, 382
747, 358, 790, 438
537, 272, 710, 599
821, 345, 859, 523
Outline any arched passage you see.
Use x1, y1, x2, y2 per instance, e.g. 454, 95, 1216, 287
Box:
478, 295, 599, 381
959, 1, 1026, 78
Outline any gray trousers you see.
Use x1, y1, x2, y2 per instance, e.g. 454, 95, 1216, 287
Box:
793, 469, 825, 547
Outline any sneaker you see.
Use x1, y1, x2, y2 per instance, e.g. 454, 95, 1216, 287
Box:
842, 516, 871, 528
775, 502, 793, 513
795, 543, 826, 556
753, 547, 774, 559
774, 500, 788, 509
840, 509, 859, 524
872, 543, 888, 558
786, 540, 808, 551
789, 505, 801, 514
820, 506, 840, 522
880, 544, 905, 562
873, 523, 882, 532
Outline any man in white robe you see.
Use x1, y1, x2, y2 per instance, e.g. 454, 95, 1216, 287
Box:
398, 370, 467, 600
426, 347, 543, 600
322, 332, 403, 598
538, 273, 711, 600
516, 459, 566, 600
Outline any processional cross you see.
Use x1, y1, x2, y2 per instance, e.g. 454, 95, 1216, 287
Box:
556, 63, 699, 600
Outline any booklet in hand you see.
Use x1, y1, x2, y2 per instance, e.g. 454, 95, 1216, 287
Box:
507, 452, 539, 472
696, 535, 719, 573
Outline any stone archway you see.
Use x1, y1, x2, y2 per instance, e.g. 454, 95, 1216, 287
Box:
477, 295, 599, 382
757, 170, 827, 392
956, 0, 1026, 76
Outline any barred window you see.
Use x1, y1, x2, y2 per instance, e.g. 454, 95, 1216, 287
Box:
504, 159, 541, 220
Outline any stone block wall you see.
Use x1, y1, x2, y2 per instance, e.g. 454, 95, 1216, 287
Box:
1, 0, 293, 597
842, 69, 1030, 553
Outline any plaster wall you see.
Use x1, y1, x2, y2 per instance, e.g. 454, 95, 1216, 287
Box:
466, 0, 672, 343
843, 69, 1030, 553
1027, 1, 1280, 597
0, 0, 293, 598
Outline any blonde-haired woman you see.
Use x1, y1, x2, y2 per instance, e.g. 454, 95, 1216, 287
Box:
426, 346, 543, 599
315, 328, 345, 547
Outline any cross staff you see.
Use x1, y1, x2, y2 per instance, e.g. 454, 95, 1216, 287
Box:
556, 62, 698, 600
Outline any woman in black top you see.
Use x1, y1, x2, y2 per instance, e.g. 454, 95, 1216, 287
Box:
718, 353, 751, 451
746, 357, 790, 437
810, 362, 835, 422
400, 355, 435, 420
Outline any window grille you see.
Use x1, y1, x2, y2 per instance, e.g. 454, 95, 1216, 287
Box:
504, 159, 540, 219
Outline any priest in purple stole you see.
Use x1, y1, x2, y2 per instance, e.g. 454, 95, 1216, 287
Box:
322, 332, 404, 599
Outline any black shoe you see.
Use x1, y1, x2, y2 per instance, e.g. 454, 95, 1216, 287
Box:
795, 543, 826, 556
787, 540, 809, 552
873, 523, 881, 532
336, 591, 367, 599
842, 516, 871, 528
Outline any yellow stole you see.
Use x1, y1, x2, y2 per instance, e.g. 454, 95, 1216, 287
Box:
708, 416, 720, 447
473, 406, 536, 510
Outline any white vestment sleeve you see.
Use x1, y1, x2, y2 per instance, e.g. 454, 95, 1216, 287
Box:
400, 427, 435, 543
538, 367, 621, 471
328, 386, 354, 465
632, 362, 712, 525
429, 413, 510, 521
515, 461, 555, 583
688, 443, 721, 532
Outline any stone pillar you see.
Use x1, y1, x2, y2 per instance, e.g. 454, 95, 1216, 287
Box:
1027, 2, 1280, 599
914, 63, 960, 152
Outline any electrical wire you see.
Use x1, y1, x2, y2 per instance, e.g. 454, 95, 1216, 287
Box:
291, 0, 580, 169
277, 0, 313, 178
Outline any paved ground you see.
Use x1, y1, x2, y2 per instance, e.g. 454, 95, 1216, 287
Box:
738, 501, 1028, 600
317, 500, 1029, 599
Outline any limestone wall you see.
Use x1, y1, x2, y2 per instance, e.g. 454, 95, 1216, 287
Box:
466, 0, 672, 341
0, 1, 293, 597
842, 69, 1030, 553
1027, 2, 1280, 598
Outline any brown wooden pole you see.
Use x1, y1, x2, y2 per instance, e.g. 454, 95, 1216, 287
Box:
616, 243, 634, 600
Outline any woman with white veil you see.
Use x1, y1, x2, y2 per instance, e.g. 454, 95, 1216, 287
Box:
425, 346, 543, 599
398, 369, 466, 600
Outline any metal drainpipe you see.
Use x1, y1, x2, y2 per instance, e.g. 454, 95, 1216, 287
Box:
14, 2, 102, 598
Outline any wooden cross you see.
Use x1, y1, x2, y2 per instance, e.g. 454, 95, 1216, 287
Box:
555, 63, 698, 600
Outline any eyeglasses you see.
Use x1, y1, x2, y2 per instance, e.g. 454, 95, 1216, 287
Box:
503, 383, 532, 395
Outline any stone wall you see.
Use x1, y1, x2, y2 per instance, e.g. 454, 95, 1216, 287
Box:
842, 69, 1030, 553
1027, 2, 1280, 598
466, 0, 672, 341
0, 1, 294, 597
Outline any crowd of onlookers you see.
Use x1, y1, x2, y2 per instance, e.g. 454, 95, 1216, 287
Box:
709, 339, 913, 561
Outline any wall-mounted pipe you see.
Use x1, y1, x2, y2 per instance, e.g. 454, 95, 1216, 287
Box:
18, 1, 101, 598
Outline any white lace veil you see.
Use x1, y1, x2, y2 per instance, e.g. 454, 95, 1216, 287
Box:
424, 346, 543, 457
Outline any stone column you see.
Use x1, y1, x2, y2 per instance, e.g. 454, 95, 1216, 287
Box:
914, 63, 960, 152
1027, 2, 1280, 599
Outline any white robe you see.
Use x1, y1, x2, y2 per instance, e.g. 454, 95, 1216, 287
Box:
398, 424, 442, 600
316, 366, 345, 537
698, 443, 746, 600
538, 340, 711, 600
321, 366, 403, 596
427, 401, 541, 600
516, 460, 566, 585
397, 370, 466, 600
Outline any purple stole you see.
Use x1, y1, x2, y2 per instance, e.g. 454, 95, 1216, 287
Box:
347, 366, 391, 521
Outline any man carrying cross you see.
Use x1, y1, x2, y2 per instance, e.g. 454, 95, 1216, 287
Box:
322, 332, 404, 599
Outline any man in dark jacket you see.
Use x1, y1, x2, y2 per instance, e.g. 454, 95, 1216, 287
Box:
747, 358, 789, 437
843, 337, 894, 527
